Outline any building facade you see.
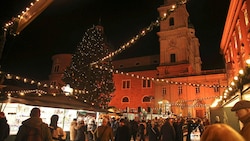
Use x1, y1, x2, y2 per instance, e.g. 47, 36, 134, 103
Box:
48, 1, 228, 118
220, 0, 250, 106
108, 1, 227, 118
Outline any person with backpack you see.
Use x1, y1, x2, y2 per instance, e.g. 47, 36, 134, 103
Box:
15, 107, 52, 141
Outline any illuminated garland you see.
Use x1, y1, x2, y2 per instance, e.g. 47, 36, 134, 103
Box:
94, 64, 228, 88
0, 69, 228, 95
2, 62, 249, 107
218, 60, 250, 104
3, 0, 41, 35
5, 89, 47, 96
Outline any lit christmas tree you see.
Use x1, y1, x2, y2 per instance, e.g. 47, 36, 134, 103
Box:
63, 25, 115, 109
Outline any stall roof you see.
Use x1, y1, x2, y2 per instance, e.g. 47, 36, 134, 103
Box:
0, 94, 107, 113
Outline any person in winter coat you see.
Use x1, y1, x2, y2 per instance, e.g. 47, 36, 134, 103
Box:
201, 123, 245, 141
138, 120, 146, 141
96, 118, 114, 141
75, 120, 87, 141
15, 107, 52, 141
173, 118, 184, 141
115, 118, 130, 141
87, 120, 97, 141
0, 112, 10, 141
148, 121, 160, 141
70, 118, 77, 141
130, 119, 139, 141
231, 100, 250, 141
49, 114, 66, 141
160, 118, 176, 141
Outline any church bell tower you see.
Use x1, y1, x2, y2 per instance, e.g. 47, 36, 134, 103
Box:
157, 1, 202, 78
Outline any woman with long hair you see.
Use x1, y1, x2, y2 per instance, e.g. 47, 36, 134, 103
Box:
49, 114, 66, 141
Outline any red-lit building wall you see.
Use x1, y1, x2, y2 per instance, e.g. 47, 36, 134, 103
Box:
220, 0, 250, 101
221, 0, 250, 81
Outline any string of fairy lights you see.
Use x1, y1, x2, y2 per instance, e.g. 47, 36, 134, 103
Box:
2, 60, 249, 108
2, 0, 250, 108
93, 64, 228, 88
3, 0, 41, 35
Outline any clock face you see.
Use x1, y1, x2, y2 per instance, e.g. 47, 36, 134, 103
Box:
169, 39, 176, 47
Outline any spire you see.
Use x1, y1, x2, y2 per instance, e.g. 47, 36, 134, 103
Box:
96, 17, 104, 32
163, 0, 177, 6
98, 17, 102, 26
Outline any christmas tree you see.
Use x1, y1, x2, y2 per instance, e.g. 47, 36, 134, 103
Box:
63, 25, 115, 109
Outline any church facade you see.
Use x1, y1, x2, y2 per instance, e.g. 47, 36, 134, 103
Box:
109, 1, 227, 118
48, 1, 228, 118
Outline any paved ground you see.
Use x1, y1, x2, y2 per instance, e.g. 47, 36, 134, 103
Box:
7, 134, 190, 141
130, 135, 188, 141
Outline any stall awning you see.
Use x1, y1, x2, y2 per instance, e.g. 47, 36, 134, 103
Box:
0, 95, 107, 112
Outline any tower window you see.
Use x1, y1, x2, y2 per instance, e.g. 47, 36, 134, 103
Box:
170, 54, 176, 63
162, 87, 166, 96
169, 17, 174, 26
178, 85, 183, 95
214, 86, 219, 92
53, 65, 59, 73
50, 81, 56, 86
195, 86, 200, 94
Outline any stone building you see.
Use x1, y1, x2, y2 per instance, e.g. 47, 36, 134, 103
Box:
220, 0, 250, 107
108, 1, 227, 118
48, 1, 228, 118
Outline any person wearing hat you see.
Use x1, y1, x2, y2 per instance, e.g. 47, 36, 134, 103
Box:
231, 100, 250, 141
0, 112, 10, 141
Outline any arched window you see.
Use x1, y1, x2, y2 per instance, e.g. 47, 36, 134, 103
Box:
143, 96, 151, 102
122, 97, 129, 102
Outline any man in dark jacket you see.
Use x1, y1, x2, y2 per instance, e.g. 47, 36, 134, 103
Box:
115, 118, 130, 141
231, 100, 250, 141
15, 107, 52, 141
160, 118, 176, 141
0, 112, 10, 141
130, 119, 138, 141
96, 118, 114, 141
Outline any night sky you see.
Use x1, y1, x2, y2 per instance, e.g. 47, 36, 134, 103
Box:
0, 0, 230, 80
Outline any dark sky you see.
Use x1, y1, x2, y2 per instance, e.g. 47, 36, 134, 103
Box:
0, 0, 229, 80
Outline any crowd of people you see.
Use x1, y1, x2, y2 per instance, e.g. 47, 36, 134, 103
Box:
0, 99, 250, 141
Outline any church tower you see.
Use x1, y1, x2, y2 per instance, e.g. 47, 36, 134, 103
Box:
157, 1, 202, 78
